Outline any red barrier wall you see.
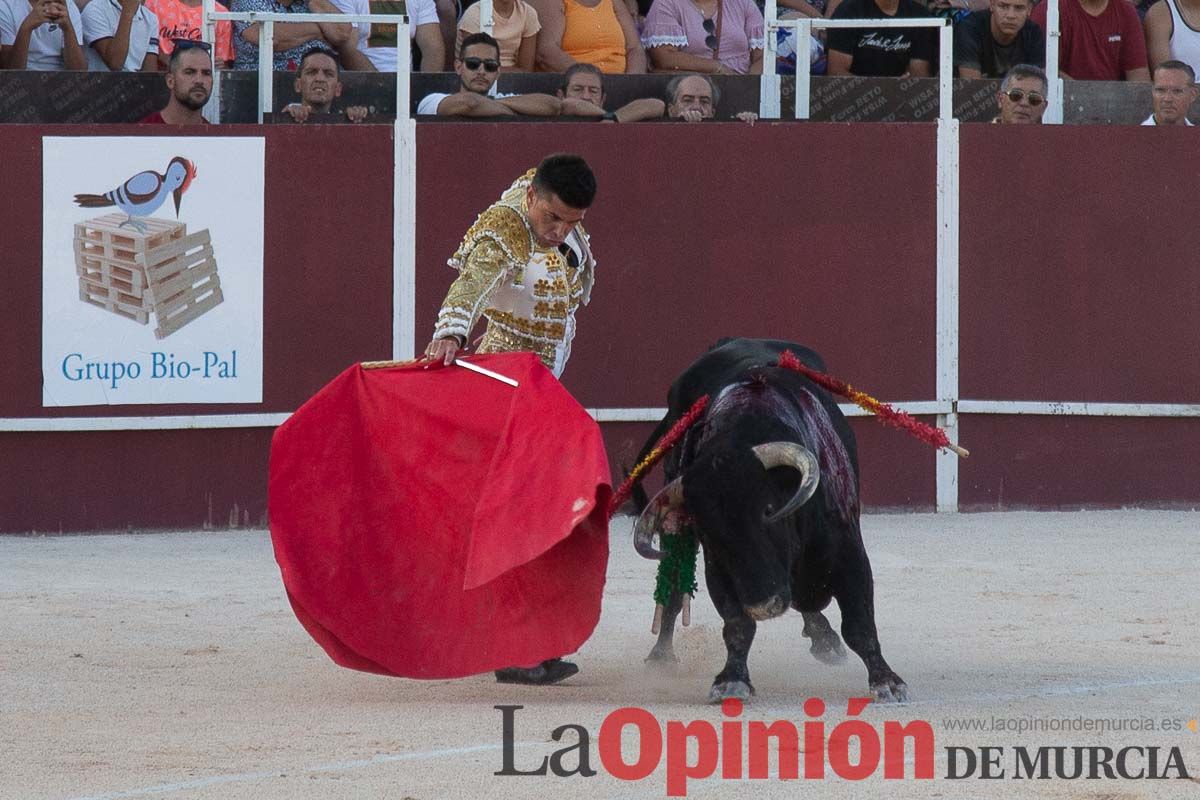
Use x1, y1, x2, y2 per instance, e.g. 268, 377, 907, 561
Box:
2, 125, 393, 531
416, 122, 940, 512
1, 122, 1196, 531
958, 124, 1200, 509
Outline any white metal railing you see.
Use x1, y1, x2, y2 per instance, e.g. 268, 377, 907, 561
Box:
9, 401, 1200, 431
199, 2, 417, 363
1045, 0, 1064, 123
762, 3, 1064, 124
761, 14, 953, 120
201, 1, 411, 123
6, 1, 1151, 513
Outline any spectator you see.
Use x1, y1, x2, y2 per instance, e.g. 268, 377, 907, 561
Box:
1127, 0, 1157, 21
0, 0, 86, 69
232, 0, 361, 72
826, 0, 934, 76
924, 0, 987, 18
457, 0, 540, 71
774, 11, 827, 76
146, 0, 234, 68
993, 62, 1046, 122
954, 0, 1043, 78
527, 0, 646, 73
141, 40, 212, 122
557, 61, 666, 119
665, 71, 757, 121
280, 46, 368, 120
1031, 0, 1149, 81
1142, 59, 1197, 124
1144, 0, 1200, 75
82, 0, 161, 71
780, 0, 830, 19
416, 32, 563, 116
433, 0, 455, 71
356, 0, 442, 71
641, 0, 764, 75
306, 0, 375, 69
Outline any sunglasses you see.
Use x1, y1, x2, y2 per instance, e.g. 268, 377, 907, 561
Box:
702, 16, 718, 50
462, 57, 500, 72
173, 38, 213, 52
1004, 88, 1044, 106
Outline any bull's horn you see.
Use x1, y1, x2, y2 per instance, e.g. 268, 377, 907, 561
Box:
753, 442, 820, 523
633, 479, 684, 560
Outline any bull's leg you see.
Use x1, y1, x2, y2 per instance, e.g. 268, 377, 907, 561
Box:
800, 610, 847, 665
705, 560, 757, 701
645, 592, 683, 666
833, 550, 908, 702
709, 614, 757, 703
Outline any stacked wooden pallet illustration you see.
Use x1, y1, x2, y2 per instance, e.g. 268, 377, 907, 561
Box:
74, 213, 223, 339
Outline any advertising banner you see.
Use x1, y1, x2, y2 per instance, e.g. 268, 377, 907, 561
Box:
42, 136, 265, 406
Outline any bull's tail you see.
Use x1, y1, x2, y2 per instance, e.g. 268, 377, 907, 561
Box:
620, 413, 679, 514
73, 193, 114, 208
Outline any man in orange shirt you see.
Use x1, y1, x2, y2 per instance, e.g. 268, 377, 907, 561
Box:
147, 0, 234, 68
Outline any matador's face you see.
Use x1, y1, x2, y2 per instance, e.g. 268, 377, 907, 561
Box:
525, 186, 586, 249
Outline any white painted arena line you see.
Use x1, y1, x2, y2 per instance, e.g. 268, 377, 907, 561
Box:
66, 676, 1200, 800
67, 743, 532, 800
902, 674, 1200, 710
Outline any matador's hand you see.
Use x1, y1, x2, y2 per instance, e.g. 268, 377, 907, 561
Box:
424, 336, 461, 366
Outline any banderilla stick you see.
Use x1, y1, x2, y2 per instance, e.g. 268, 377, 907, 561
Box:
650, 594, 692, 635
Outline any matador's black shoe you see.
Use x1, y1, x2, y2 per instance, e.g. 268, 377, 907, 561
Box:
494, 658, 579, 685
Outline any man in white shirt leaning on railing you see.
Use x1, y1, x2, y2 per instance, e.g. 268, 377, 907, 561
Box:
416, 31, 563, 117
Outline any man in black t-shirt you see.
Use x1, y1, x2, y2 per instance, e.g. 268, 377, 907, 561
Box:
827, 0, 935, 77
953, 0, 1044, 79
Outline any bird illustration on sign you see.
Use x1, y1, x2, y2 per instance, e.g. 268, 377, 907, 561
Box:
73, 156, 197, 233
72, 155, 223, 339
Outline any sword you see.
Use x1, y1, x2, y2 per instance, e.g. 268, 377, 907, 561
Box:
455, 358, 518, 387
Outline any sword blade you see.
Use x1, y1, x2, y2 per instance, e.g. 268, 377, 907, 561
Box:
455, 359, 519, 387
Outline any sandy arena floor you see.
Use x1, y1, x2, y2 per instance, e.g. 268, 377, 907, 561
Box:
3, 511, 1199, 800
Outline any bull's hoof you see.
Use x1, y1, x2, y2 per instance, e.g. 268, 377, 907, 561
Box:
708, 680, 754, 703
809, 637, 848, 666
644, 647, 679, 669
869, 677, 909, 703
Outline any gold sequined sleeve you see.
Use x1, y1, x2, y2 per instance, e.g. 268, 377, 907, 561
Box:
433, 238, 511, 344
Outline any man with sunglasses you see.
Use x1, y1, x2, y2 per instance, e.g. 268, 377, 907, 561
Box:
1143, 60, 1198, 125
416, 32, 562, 116
994, 63, 1047, 124
140, 38, 213, 123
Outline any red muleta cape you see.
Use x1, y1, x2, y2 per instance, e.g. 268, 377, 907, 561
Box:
268, 353, 611, 679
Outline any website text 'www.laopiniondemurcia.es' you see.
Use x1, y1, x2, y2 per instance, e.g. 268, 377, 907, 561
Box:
493, 701, 1196, 796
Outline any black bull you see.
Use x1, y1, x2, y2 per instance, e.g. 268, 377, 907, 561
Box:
628, 338, 907, 702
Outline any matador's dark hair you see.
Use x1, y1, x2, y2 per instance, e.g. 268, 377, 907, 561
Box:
532, 154, 597, 210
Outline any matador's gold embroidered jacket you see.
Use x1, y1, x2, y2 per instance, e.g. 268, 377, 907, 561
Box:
432, 168, 596, 378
